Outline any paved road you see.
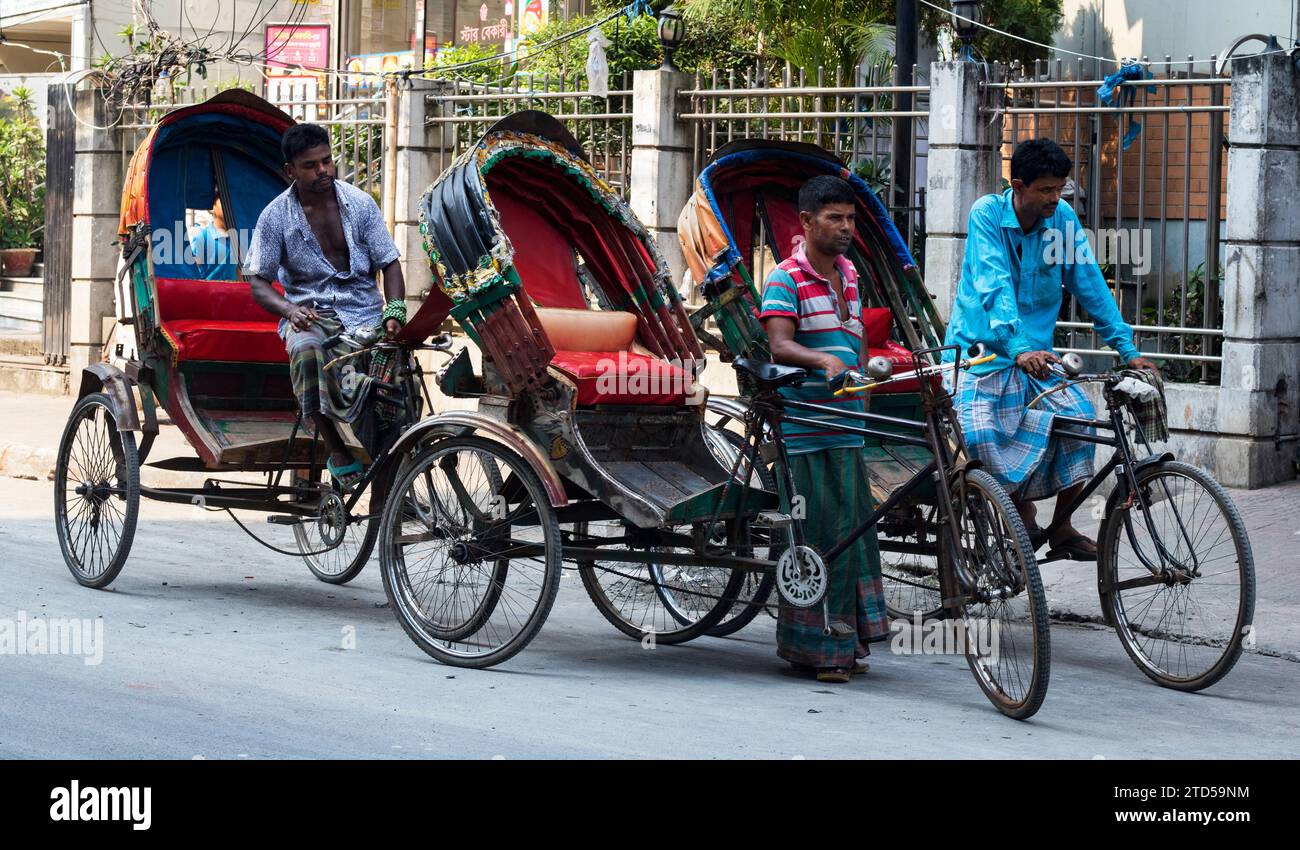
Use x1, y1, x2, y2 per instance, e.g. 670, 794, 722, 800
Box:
1, 476, 1296, 759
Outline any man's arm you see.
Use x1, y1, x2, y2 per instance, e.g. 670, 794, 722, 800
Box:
757, 268, 848, 378
765, 316, 850, 378
379, 259, 406, 337
1060, 207, 1152, 369
249, 274, 318, 331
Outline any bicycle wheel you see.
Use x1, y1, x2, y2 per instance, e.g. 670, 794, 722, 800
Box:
577, 519, 746, 645
54, 392, 140, 589
293, 464, 386, 585
378, 436, 561, 668
942, 468, 1051, 720
1097, 460, 1255, 691
700, 423, 777, 636
879, 501, 944, 622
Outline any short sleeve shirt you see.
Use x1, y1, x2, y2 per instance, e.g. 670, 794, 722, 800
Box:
758, 242, 865, 455
242, 179, 401, 337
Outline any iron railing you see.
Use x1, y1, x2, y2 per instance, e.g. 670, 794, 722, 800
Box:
680, 61, 930, 263
424, 71, 634, 196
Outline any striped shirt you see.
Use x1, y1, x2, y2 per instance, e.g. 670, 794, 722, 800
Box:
758, 242, 865, 455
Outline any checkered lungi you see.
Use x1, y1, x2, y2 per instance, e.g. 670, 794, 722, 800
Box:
774, 447, 891, 669
284, 314, 372, 425
955, 366, 1096, 501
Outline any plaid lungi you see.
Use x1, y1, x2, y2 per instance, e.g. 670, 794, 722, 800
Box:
284, 314, 373, 425
956, 366, 1096, 501
775, 447, 890, 669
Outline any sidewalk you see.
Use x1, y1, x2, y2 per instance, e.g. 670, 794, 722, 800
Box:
2, 385, 1296, 661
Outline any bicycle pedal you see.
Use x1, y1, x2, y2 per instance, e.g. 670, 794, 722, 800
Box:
752, 510, 793, 529
758, 442, 779, 463
266, 514, 305, 526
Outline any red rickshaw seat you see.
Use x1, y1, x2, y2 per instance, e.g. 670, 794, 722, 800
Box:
155, 277, 287, 363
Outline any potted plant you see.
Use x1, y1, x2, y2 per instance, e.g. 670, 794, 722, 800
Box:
0, 87, 46, 277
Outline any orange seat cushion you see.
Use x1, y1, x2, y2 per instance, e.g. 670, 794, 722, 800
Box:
550, 350, 692, 406
163, 319, 288, 363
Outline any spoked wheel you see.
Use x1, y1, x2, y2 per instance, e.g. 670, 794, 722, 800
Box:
293, 464, 390, 585
878, 502, 944, 622
701, 422, 777, 636
576, 520, 746, 645
378, 436, 561, 669
942, 468, 1051, 720
1098, 460, 1255, 691
54, 392, 140, 588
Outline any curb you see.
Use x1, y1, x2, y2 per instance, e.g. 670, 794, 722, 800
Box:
0, 442, 56, 481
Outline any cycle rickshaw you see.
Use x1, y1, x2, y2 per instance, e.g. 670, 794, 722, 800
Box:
677, 139, 1255, 692
54, 90, 431, 589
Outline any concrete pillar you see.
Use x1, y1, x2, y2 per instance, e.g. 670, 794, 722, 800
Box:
629, 69, 693, 296
923, 61, 1003, 322
1216, 52, 1300, 487
393, 78, 446, 312
67, 86, 122, 376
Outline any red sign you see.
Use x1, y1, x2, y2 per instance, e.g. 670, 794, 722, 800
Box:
265, 23, 331, 71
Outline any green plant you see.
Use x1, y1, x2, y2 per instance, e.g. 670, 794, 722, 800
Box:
424, 42, 513, 84
1140, 262, 1224, 383
0, 90, 46, 249
852, 155, 891, 202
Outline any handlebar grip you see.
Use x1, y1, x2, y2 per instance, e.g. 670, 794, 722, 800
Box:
322, 333, 344, 348
965, 353, 998, 368
828, 370, 849, 393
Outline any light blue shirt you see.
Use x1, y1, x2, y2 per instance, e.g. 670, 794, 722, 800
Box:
943, 189, 1139, 375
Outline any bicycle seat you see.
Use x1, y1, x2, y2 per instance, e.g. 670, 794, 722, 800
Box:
733, 358, 807, 388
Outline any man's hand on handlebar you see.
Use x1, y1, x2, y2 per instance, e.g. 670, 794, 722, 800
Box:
1016, 350, 1060, 379
286, 304, 320, 331
384, 317, 402, 340
822, 355, 851, 380
1127, 356, 1160, 372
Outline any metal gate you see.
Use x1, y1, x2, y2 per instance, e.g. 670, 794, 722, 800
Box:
41, 82, 74, 365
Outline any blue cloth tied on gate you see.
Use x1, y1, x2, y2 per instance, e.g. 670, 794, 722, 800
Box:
1098, 61, 1157, 150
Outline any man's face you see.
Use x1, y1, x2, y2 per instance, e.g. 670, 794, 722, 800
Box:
1012, 174, 1067, 223
285, 143, 336, 194
801, 201, 855, 257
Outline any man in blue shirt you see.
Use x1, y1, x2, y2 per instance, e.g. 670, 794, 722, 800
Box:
945, 138, 1156, 559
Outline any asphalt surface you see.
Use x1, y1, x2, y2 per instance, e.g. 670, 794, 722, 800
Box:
1, 476, 1297, 759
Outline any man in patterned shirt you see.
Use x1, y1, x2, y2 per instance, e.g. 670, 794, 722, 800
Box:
758, 175, 889, 684
244, 123, 406, 487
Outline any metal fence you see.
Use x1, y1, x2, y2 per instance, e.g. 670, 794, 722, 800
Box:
680, 61, 930, 261
116, 83, 391, 210
990, 58, 1229, 382
424, 71, 635, 196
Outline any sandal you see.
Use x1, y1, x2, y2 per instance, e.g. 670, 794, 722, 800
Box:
326, 458, 365, 492
851, 661, 870, 675
815, 667, 852, 684
1045, 532, 1098, 562
1027, 525, 1049, 551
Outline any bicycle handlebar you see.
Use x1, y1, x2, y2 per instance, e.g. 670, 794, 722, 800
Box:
832, 351, 998, 397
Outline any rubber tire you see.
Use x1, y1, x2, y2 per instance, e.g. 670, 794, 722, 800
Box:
1097, 460, 1256, 692
700, 425, 777, 636
577, 521, 747, 645
378, 436, 562, 669
54, 392, 140, 589
942, 468, 1051, 721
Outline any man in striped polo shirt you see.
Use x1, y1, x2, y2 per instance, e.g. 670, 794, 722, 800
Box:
758, 175, 889, 684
